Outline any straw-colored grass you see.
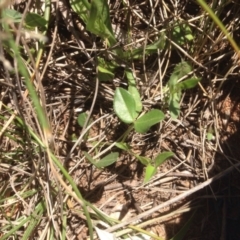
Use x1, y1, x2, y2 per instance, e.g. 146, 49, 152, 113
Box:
1, 0, 240, 239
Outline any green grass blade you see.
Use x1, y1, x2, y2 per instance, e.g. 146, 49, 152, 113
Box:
1, 201, 45, 240
22, 202, 45, 240
197, 0, 240, 55
1, 13, 51, 139
49, 152, 94, 240
1, 217, 29, 240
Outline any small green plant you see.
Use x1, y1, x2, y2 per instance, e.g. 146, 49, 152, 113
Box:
206, 127, 215, 141
116, 142, 174, 183
2, 8, 47, 29
113, 87, 165, 131
171, 22, 194, 46
167, 61, 200, 119
77, 75, 173, 182
112, 84, 174, 183
71, 0, 166, 82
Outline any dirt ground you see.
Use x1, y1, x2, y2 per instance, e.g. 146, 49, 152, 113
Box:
1, 0, 240, 239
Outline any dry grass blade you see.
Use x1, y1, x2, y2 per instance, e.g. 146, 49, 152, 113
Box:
1, 0, 240, 239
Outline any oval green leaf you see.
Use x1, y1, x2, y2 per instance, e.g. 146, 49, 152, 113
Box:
128, 85, 142, 113
84, 152, 97, 165
95, 152, 119, 168
113, 87, 138, 124
115, 142, 131, 151
2, 9, 22, 23
135, 155, 150, 166
144, 164, 157, 183
69, 0, 90, 24
25, 12, 47, 30
169, 94, 180, 119
84, 152, 119, 168
154, 151, 174, 168
178, 78, 200, 90
134, 109, 165, 133
125, 69, 136, 86
86, 0, 116, 46
77, 112, 88, 127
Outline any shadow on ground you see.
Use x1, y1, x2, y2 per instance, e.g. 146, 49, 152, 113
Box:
164, 80, 240, 240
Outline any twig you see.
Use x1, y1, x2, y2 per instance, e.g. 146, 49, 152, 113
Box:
107, 162, 240, 233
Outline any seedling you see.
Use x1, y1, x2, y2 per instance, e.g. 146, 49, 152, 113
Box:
112, 85, 174, 182
206, 127, 215, 141
115, 142, 174, 183
171, 22, 194, 46
84, 151, 119, 168
167, 61, 200, 119
72, 0, 166, 82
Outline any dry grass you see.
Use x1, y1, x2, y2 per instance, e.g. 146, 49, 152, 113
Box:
0, 0, 240, 239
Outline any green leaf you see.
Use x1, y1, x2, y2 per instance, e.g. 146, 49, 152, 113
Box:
1, 7, 47, 31
167, 61, 193, 119
206, 127, 214, 141
86, 0, 116, 46
84, 152, 119, 168
125, 69, 136, 86
2, 9, 22, 23
98, 65, 114, 81
135, 155, 150, 166
169, 93, 181, 119
84, 152, 97, 165
25, 12, 48, 30
154, 151, 174, 167
168, 74, 178, 89
97, 57, 116, 81
168, 62, 192, 88
128, 85, 142, 113
178, 78, 200, 90
115, 142, 131, 151
77, 112, 88, 127
174, 61, 192, 77
95, 152, 119, 168
172, 23, 194, 45
77, 112, 91, 140
144, 164, 157, 183
98, 65, 114, 74
113, 87, 138, 124
207, 132, 214, 141
128, 33, 166, 59
69, 0, 90, 24
124, 69, 142, 112
168, 62, 191, 90
134, 109, 165, 133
